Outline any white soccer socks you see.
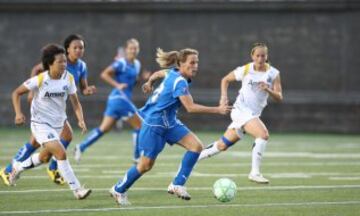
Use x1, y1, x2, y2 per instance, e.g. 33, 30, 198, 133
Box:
57, 159, 81, 190
15, 153, 42, 172
250, 138, 267, 175
198, 142, 221, 161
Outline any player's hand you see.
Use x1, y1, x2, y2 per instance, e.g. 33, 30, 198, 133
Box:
219, 95, 229, 106
116, 83, 128, 91
217, 104, 232, 115
142, 82, 153, 93
82, 85, 97, 96
141, 70, 151, 81
258, 82, 270, 91
15, 113, 26, 125
78, 120, 87, 134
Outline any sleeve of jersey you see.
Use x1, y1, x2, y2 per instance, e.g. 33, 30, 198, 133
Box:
23, 76, 39, 91
173, 79, 190, 98
272, 69, 280, 80
110, 61, 123, 75
233, 66, 245, 81
68, 75, 77, 95
80, 63, 88, 79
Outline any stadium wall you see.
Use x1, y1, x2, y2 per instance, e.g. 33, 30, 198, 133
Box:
0, 0, 359, 133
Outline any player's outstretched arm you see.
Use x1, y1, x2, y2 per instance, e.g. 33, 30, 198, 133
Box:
220, 71, 237, 106
12, 84, 30, 125
69, 94, 87, 134
142, 69, 168, 93
179, 94, 231, 115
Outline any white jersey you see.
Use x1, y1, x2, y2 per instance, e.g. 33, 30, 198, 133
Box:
233, 62, 279, 115
23, 71, 77, 128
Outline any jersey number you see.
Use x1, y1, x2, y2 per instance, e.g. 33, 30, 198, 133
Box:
150, 82, 165, 103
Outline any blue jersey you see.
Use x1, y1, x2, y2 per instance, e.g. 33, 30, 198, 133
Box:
66, 59, 88, 86
108, 58, 141, 100
140, 68, 191, 128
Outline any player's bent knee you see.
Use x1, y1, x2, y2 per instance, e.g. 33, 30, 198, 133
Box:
137, 162, 153, 173
217, 142, 228, 151
40, 154, 52, 163
54, 151, 67, 161
190, 142, 203, 153
260, 131, 270, 140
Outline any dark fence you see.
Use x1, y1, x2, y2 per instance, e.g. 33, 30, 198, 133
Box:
0, 0, 359, 132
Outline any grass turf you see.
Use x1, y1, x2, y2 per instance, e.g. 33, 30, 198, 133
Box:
0, 127, 360, 215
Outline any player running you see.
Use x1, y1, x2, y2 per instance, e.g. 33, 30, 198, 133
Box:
74, 38, 147, 163
8, 44, 91, 199
0, 34, 95, 186
198, 43, 283, 184
109, 48, 231, 205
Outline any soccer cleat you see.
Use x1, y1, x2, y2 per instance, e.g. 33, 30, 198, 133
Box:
109, 186, 131, 206
0, 168, 11, 186
74, 144, 82, 163
47, 168, 65, 185
8, 165, 21, 186
73, 186, 92, 200
167, 183, 191, 200
248, 173, 270, 184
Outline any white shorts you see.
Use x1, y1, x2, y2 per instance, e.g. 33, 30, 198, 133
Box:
31, 122, 63, 145
227, 105, 260, 137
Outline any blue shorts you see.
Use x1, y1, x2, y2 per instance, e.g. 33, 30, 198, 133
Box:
104, 97, 137, 120
138, 122, 190, 160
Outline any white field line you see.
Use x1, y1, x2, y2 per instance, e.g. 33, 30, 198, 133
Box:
2, 151, 360, 161
329, 177, 360, 181
1, 184, 360, 194
73, 161, 360, 168
15, 172, 360, 179
1, 200, 360, 215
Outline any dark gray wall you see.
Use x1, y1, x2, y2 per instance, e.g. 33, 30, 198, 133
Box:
0, 0, 359, 132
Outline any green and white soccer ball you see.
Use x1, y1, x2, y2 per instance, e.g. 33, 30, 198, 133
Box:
213, 178, 237, 202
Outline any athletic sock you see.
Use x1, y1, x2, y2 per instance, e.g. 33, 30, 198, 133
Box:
5, 142, 37, 174
14, 153, 42, 173
250, 138, 267, 175
57, 159, 81, 190
132, 129, 140, 161
198, 141, 221, 161
114, 165, 142, 193
79, 128, 104, 153
173, 151, 200, 186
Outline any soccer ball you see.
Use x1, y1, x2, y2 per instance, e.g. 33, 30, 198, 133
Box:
213, 178, 237, 202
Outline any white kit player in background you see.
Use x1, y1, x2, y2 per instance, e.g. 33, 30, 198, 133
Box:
9, 44, 91, 199
198, 43, 283, 184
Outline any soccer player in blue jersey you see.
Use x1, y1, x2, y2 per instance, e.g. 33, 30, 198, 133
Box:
74, 38, 145, 163
109, 48, 231, 205
0, 34, 96, 186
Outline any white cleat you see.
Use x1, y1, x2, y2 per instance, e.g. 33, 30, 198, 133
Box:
73, 186, 92, 200
74, 145, 82, 164
8, 164, 21, 186
109, 186, 131, 206
248, 173, 270, 184
167, 183, 191, 200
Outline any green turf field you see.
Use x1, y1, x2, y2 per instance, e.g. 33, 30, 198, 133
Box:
1, 127, 360, 216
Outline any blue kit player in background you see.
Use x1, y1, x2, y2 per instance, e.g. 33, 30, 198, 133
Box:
74, 38, 148, 163
0, 34, 96, 186
109, 48, 231, 205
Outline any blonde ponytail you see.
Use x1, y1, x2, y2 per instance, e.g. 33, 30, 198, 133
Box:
156, 48, 179, 68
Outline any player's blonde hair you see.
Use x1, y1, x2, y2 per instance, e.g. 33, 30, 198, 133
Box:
125, 38, 139, 48
156, 48, 198, 68
251, 42, 268, 56
124, 38, 140, 55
